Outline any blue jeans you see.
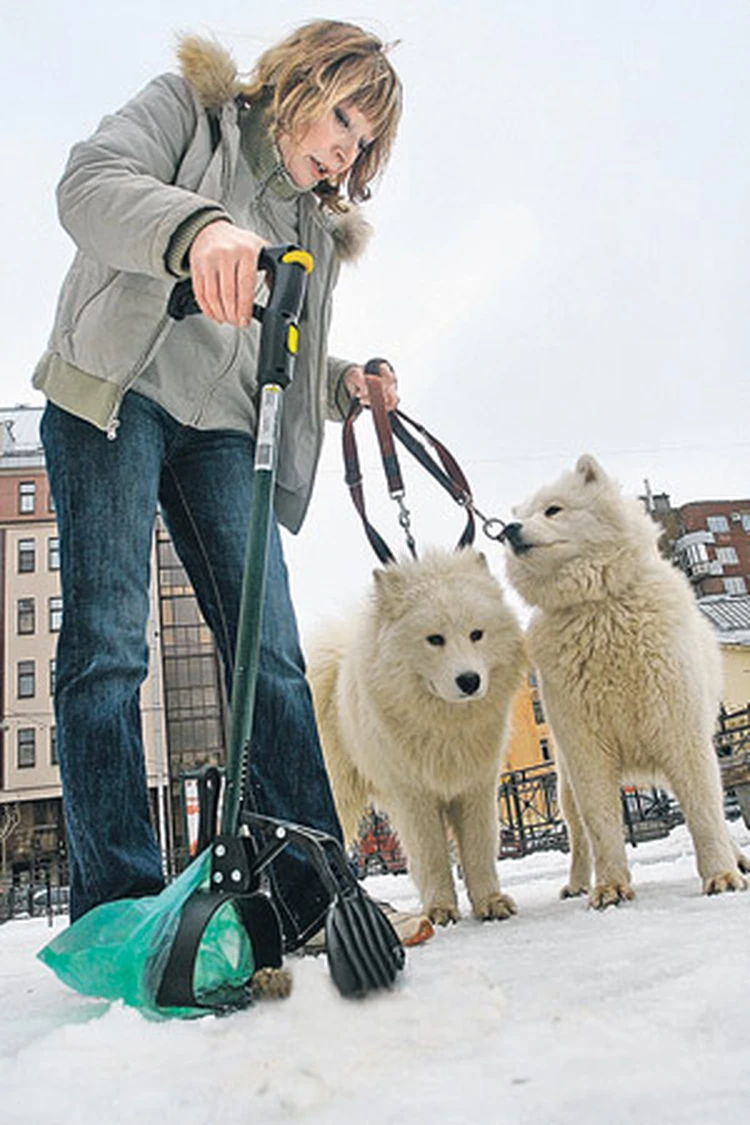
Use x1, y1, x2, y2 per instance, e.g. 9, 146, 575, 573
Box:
41, 393, 342, 948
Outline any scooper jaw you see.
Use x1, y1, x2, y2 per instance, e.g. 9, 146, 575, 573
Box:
325, 883, 406, 996
241, 812, 405, 997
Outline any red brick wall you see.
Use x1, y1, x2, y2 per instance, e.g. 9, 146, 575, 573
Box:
678, 500, 750, 595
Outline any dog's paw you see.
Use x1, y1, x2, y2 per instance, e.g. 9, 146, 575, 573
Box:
703, 870, 748, 895
474, 892, 517, 921
428, 904, 461, 926
587, 882, 635, 910
560, 883, 589, 900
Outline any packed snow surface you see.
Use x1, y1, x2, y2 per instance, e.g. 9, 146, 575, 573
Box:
2, 821, 749, 1124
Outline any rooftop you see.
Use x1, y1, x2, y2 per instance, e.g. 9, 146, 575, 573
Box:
0, 405, 44, 467
699, 595, 750, 646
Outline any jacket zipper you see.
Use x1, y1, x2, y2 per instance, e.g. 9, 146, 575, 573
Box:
105, 310, 173, 439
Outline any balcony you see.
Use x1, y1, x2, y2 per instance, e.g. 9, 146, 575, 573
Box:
687, 560, 724, 578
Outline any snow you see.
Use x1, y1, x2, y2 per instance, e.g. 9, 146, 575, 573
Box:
3, 821, 750, 1125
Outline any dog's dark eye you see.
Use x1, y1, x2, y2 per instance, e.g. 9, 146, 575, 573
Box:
545, 505, 562, 517
470, 629, 484, 642
426, 634, 445, 647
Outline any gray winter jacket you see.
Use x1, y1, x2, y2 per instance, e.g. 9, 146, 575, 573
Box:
32, 38, 371, 532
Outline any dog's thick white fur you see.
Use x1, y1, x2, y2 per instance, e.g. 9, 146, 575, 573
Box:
504, 454, 749, 907
308, 548, 525, 924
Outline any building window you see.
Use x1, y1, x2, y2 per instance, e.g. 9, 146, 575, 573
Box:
18, 660, 36, 698
742, 514, 750, 533
724, 577, 747, 595
707, 515, 729, 534
540, 738, 552, 763
50, 727, 58, 767
17, 728, 36, 769
49, 596, 63, 633
49, 659, 57, 696
683, 542, 708, 567
48, 536, 60, 571
532, 698, 545, 724
18, 538, 36, 573
17, 598, 35, 635
18, 481, 36, 514
716, 547, 739, 566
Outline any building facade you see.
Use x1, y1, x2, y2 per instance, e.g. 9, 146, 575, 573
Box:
644, 490, 750, 598
0, 407, 171, 885
506, 670, 556, 771
697, 595, 750, 711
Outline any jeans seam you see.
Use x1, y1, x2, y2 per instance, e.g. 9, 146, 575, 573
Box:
162, 461, 236, 678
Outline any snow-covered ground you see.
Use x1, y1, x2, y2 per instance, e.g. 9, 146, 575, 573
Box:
2, 820, 750, 1125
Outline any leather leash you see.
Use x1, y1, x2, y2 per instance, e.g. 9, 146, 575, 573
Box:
342, 362, 477, 564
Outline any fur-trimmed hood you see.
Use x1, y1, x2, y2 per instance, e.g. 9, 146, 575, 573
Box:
177, 35, 241, 108
176, 35, 371, 263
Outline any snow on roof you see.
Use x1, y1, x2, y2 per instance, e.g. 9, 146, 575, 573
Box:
699, 594, 750, 645
0, 404, 43, 453
0, 405, 44, 468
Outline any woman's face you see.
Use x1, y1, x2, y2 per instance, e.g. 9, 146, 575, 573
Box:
278, 101, 374, 190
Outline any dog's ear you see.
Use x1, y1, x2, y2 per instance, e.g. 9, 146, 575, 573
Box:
372, 564, 409, 618
455, 546, 489, 572
575, 453, 604, 485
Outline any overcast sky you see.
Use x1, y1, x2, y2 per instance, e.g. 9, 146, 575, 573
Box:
2, 1, 748, 631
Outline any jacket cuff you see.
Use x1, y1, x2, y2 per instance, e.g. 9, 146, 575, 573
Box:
328, 357, 357, 420
164, 208, 232, 277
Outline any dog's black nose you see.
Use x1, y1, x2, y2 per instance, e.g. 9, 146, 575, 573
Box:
500, 522, 530, 555
456, 671, 481, 696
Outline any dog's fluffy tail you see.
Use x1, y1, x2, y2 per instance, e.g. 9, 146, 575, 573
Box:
308, 632, 372, 844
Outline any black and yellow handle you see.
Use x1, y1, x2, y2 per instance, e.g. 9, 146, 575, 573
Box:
255, 246, 313, 389
167, 244, 314, 390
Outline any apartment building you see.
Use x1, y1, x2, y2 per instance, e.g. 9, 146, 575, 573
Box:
506, 670, 556, 772
697, 595, 750, 711
0, 406, 170, 882
640, 487, 750, 710
644, 490, 750, 598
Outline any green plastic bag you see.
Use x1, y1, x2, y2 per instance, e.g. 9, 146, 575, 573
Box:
38, 850, 255, 1020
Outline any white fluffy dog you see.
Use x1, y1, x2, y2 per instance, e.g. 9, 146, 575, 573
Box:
503, 454, 748, 907
308, 548, 525, 924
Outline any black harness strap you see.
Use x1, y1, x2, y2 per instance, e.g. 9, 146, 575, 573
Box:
390, 411, 476, 550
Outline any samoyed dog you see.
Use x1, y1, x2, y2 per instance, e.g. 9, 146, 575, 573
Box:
503, 454, 749, 907
308, 548, 525, 924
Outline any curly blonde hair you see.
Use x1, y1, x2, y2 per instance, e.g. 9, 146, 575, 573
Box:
240, 20, 402, 209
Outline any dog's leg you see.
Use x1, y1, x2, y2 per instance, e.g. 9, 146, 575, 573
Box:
557, 759, 592, 898
666, 743, 748, 895
448, 786, 516, 921
563, 751, 633, 909
388, 793, 460, 925
325, 751, 372, 845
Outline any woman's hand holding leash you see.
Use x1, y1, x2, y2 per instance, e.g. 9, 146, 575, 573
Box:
344, 359, 399, 411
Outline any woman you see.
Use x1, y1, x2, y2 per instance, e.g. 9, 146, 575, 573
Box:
33, 20, 402, 948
